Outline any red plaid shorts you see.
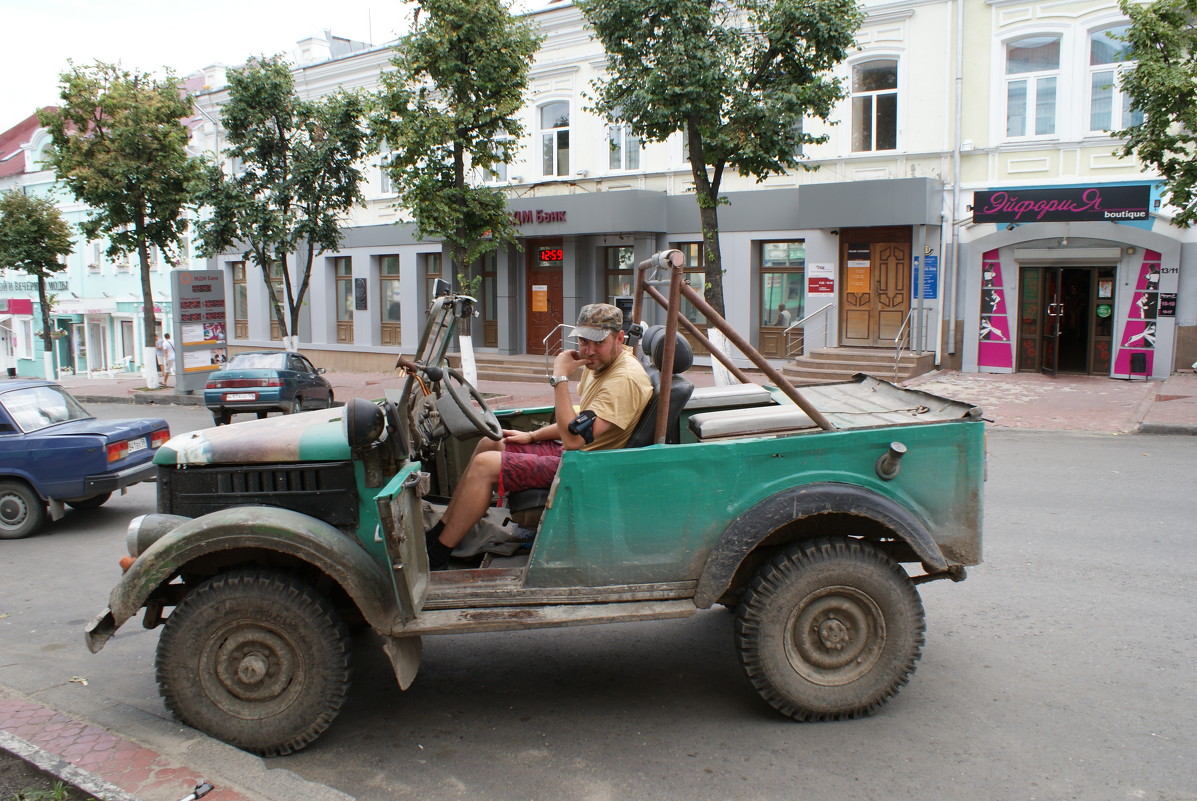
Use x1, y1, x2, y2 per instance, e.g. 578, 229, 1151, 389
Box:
498, 440, 563, 500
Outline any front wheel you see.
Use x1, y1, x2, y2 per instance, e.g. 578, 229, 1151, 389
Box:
155, 570, 352, 756
734, 537, 925, 721
0, 480, 47, 539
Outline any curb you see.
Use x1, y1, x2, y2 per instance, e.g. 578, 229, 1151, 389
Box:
1137, 421, 1197, 436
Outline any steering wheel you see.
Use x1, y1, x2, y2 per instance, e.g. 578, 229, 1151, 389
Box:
441, 367, 503, 440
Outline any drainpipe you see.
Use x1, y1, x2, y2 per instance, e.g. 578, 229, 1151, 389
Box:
947, 0, 965, 359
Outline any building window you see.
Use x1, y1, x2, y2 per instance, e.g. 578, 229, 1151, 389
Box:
380, 255, 401, 347
608, 122, 641, 171
1089, 25, 1142, 133
759, 241, 805, 358
1005, 35, 1060, 137
334, 256, 353, 344
485, 135, 513, 183
422, 252, 443, 300
231, 261, 248, 340
540, 101, 570, 177
267, 262, 284, 340
17, 318, 33, 360
380, 152, 395, 195
851, 59, 898, 152
604, 246, 635, 302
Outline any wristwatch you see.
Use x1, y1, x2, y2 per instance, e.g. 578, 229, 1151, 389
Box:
548, 375, 570, 387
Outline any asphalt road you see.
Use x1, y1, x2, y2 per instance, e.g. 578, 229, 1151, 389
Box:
1, 404, 1195, 801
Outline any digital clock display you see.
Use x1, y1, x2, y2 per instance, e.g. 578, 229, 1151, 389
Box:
539, 248, 563, 262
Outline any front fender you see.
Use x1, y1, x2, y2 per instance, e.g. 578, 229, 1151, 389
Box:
693, 482, 948, 608
86, 506, 396, 652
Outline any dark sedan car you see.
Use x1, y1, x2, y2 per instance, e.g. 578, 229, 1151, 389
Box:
0, 380, 170, 539
204, 351, 335, 426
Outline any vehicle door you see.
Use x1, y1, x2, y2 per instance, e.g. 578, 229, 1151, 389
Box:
372, 463, 431, 624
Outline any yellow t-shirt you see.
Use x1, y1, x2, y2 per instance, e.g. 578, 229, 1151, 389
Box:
575, 348, 653, 451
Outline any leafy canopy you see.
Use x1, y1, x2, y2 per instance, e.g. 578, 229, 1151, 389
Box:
193, 55, 373, 339
579, 0, 863, 314
1116, 0, 1197, 227
372, 0, 542, 275
0, 190, 75, 354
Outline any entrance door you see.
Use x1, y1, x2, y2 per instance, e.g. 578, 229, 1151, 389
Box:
1041, 267, 1062, 376
840, 230, 911, 347
525, 240, 565, 354
1018, 266, 1114, 376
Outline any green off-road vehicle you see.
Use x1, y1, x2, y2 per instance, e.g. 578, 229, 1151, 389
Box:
86, 250, 984, 756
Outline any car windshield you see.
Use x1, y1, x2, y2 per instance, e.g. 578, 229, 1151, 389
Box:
1, 385, 93, 432
227, 353, 286, 370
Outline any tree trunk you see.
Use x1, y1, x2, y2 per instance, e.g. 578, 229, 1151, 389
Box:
686, 120, 726, 318
136, 213, 161, 389
36, 276, 58, 379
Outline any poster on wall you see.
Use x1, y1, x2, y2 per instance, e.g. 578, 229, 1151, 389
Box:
1113, 251, 1164, 378
976, 250, 1013, 370
846, 262, 870, 294
807, 263, 834, 294
531, 285, 548, 312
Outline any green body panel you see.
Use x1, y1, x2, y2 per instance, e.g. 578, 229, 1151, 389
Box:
523, 419, 984, 588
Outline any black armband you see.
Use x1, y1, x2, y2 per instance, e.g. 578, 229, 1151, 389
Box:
567, 409, 597, 444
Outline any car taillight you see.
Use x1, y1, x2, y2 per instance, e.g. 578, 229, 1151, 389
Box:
151, 428, 170, 448
208, 378, 283, 389
107, 441, 128, 463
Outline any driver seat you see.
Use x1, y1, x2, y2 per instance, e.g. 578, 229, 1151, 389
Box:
505, 326, 693, 529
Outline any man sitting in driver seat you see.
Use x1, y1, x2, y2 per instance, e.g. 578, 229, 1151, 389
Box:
425, 303, 652, 569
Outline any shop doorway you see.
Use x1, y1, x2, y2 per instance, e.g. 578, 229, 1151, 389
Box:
525, 239, 564, 354
1017, 266, 1115, 376
839, 228, 911, 347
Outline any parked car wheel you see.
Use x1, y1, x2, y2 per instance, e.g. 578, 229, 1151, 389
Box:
212, 410, 231, 426
155, 569, 352, 756
67, 492, 112, 510
0, 480, 47, 540
734, 537, 924, 721
289, 396, 303, 415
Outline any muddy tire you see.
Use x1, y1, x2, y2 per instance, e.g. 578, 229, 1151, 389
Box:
734, 537, 924, 721
0, 480, 46, 539
156, 570, 351, 756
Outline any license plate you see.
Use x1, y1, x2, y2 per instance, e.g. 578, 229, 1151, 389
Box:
126, 437, 148, 453
226, 393, 257, 401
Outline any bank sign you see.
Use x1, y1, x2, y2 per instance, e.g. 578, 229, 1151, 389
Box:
973, 185, 1150, 223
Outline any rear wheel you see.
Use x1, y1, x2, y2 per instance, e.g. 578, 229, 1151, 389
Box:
734, 537, 924, 721
212, 410, 230, 426
289, 396, 302, 415
156, 570, 352, 756
67, 492, 112, 510
0, 481, 46, 539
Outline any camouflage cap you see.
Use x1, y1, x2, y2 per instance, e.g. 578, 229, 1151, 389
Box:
573, 303, 624, 342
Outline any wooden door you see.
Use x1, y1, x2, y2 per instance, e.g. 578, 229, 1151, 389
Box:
840, 231, 911, 347
526, 240, 565, 354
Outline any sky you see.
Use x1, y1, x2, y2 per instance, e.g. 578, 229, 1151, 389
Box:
0, 0, 414, 133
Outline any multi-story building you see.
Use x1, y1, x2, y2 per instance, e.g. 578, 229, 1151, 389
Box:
0, 111, 186, 378
7, 0, 1193, 380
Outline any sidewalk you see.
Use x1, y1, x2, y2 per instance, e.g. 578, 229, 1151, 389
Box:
56, 364, 1197, 435
6, 364, 1194, 800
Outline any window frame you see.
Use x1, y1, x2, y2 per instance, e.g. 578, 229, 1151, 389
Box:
1002, 33, 1063, 140
1087, 23, 1141, 134
849, 57, 899, 153
539, 100, 571, 178
606, 121, 641, 172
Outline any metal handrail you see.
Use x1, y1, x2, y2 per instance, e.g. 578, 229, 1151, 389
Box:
541, 324, 573, 372
892, 307, 915, 381
783, 303, 833, 359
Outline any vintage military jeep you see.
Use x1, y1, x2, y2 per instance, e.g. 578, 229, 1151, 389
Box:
86, 251, 984, 756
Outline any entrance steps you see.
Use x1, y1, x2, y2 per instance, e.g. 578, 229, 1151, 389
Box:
448, 353, 556, 383
782, 347, 935, 386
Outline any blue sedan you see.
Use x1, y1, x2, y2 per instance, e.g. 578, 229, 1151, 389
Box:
204, 351, 335, 426
0, 380, 170, 539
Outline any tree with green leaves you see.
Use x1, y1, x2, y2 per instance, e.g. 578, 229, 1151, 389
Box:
39, 61, 201, 388
0, 190, 74, 378
193, 56, 373, 351
371, 0, 541, 288
579, 0, 863, 315
1116, 0, 1197, 228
